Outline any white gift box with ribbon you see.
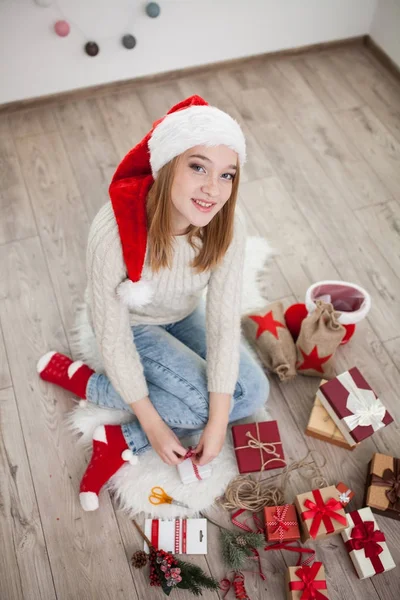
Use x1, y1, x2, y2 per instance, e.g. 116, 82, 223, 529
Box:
177, 448, 212, 485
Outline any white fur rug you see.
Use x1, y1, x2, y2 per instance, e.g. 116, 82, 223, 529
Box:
65, 236, 274, 517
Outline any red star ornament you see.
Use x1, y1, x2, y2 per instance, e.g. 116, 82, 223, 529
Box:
249, 311, 286, 340
296, 345, 332, 373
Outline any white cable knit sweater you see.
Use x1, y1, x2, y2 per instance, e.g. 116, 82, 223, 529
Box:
85, 201, 246, 405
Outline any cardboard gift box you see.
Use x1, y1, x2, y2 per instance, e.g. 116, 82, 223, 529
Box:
294, 486, 348, 541
264, 504, 300, 543
286, 562, 328, 600
177, 448, 212, 485
316, 367, 393, 446
342, 507, 396, 579
365, 453, 400, 521
144, 519, 207, 554
305, 381, 355, 450
231, 420, 286, 474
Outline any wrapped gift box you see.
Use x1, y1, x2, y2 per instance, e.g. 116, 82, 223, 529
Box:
286, 562, 328, 600
342, 507, 396, 579
365, 453, 400, 521
144, 519, 207, 554
294, 485, 348, 541
316, 367, 393, 446
231, 420, 285, 474
305, 384, 355, 450
264, 504, 300, 542
336, 482, 355, 508
177, 448, 212, 485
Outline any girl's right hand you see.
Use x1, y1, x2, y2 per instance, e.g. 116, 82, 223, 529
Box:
143, 419, 187, 466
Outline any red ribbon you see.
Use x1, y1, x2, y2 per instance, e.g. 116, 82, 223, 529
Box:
289, 562, 327, 599
220, 572, 249, 599
345, 512, 386, 574
301, 489, 347, 539
184, 447, 202, 480
264, 541, 315, 566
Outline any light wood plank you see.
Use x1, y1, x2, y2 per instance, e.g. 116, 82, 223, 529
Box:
0, 323, 12, 390
54, 99, 119, 221
258, 59, 392, 209
0, 116, 37, 244
219, 76, 400, 342
330, 47, 400, 143
8, 106, 58, 138
0, 387, 56, 600
333, 105, 400, 202
14, 132, 89, 335
0, 237, 138, 599
384, 337, 400, 374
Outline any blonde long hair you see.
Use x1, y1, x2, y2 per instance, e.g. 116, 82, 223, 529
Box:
147, 156, 240, 273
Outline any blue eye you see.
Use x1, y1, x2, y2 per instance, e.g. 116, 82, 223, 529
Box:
221, 173, 235, 181
190, 164, 206, 173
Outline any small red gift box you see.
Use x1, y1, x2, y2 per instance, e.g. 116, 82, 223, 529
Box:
231, 420, 286, 474
264, 504, 300, 542
336, 482, 355, 508
317, 367, 393, 446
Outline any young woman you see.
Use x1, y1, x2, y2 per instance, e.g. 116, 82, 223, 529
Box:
37, 95, 269, 511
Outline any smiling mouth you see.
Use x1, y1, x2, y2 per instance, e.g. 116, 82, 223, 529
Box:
191, 198, 216, 211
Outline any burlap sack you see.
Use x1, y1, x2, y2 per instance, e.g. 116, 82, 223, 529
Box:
295, 301, 345, 379
242, 301, 297, 382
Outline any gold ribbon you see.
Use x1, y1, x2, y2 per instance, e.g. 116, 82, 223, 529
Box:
234, 422, 287, 471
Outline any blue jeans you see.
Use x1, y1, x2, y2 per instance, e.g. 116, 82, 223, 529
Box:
86, 305, 269, 454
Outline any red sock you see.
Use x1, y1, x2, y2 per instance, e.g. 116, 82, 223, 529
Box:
79, 425, 138, 511
37, 352, 94, 399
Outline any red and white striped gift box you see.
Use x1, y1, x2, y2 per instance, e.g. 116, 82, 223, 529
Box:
144, 518, 207, 554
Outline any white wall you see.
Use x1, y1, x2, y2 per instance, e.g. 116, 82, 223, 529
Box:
370, 0, 400, 67
0, 0, 377, 105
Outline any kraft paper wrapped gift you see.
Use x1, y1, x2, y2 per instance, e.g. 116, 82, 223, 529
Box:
286, 562, 329, 600
294, 485, 348, 541
264, 504, 300, 543
144, 519, 207, 554
316, 367, 393, 447
305, 387, 355, 451
365, 453, 400, 521
342, 507, 396, 579
177, 448, 212, 485
232, 420, 286, 474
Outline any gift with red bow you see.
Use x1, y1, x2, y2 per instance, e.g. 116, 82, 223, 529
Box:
341, 507, 396, 579
365, 453, 400, 521
264, 504, 300, 543
294, 486, 348, 541
177, 447, 212, 485
286, 561, 329, 599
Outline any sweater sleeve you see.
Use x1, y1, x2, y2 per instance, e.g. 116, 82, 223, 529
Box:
206, 208, 247, 394
85, 202, 149, 404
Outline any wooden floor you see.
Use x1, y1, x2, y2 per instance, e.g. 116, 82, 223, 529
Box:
1, 42, 400, 600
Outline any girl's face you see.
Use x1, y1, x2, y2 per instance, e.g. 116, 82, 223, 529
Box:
170, 144, 238, 235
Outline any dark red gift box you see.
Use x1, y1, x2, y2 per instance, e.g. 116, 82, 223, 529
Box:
231, 420, 286, 474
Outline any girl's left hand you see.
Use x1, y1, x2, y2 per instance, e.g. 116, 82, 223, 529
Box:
192, 420, 227, 466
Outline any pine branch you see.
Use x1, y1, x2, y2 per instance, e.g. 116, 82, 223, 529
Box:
176, 559, 219, 595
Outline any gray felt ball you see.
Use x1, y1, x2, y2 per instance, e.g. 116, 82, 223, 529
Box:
122, 34, 136, 49
146, 2, 160, 18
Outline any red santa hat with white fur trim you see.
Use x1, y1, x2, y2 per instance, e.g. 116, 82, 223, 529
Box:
109, 95, 246, 309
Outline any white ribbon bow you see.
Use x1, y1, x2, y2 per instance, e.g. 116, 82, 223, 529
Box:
342, 388, 386, 431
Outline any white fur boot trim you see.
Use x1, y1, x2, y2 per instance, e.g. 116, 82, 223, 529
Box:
78, 400, 87, 408
79, 491, 99, 511
93, 425, 107, 443
68, 360, 84, 378
36, 351, 56, 374
121, 449, 139, 465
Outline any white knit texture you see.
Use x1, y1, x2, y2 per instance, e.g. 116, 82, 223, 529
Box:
86, 202, 246, 404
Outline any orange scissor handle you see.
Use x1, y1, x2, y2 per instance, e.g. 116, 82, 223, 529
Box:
148, 486, 173, 506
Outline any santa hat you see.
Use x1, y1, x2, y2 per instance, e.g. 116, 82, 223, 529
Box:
109, 95, 246, 309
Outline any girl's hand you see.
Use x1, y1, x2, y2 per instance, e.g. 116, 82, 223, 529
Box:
144, 419, 187, 465
193, 420, 228, 466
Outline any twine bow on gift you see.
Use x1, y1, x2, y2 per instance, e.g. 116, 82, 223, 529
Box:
371, 459, 400, 511
234, 423, 286, 472
289, 562, 327, 600
339, 373, 386, 432
266, 505, 297, 542
301, 489, 347, 539
345, 521, 385, 574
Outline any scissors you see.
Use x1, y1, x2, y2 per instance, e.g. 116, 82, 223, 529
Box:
148, 486, 190, 509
